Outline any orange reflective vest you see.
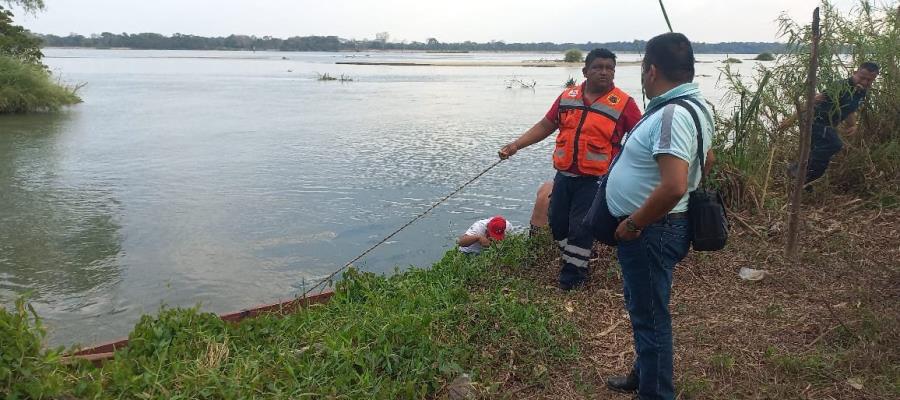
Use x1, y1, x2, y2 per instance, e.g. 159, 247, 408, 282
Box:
553, 85, 631, 176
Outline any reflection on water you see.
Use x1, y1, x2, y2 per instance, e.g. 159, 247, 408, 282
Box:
0, 50, 755, 346
0, 113, 123, 336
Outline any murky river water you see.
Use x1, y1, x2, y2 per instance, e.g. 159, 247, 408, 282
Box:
0, 49, 759, 345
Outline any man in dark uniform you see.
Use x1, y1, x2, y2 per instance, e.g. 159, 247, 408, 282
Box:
788, 62, 879, 184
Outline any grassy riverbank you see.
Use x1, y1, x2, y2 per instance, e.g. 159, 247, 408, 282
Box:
0, 55, 81, 114
3, 199, 897, 399
2, 234, 582, 399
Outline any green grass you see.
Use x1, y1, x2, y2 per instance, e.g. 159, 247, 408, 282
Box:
677, 375, 711, 399
764, 303, 785, 318
1, 234, 580, 399
760, 303, 900, 396
710, 352, 736, 373
0, 55, 81, 114
0, 298, 67, 399
766, 348, 831, 382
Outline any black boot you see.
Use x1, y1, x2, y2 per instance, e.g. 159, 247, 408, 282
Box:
606, 370, 639, 393
558, 264, 588, 291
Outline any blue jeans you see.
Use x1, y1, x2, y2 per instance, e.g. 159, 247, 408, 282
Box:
617, 216, 691, 400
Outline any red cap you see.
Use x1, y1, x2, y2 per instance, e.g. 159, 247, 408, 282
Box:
486, 216, 507, 241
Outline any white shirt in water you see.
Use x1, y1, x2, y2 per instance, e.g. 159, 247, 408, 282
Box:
458, 218, 514, 254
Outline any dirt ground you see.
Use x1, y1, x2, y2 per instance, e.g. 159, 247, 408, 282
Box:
504, 195, 899, 399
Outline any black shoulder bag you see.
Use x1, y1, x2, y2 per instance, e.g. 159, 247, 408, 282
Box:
673, 98, 729, 251
582, 97, 685, 246
582, 168, 620, 246
583, 97, 728, 250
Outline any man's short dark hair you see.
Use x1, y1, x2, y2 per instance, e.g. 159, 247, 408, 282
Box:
584, 48, 616, 68
643, 32, 695, 83
860, 62, 880, 73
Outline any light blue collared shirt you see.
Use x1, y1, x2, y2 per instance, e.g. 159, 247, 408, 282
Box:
606, 83, 715, 217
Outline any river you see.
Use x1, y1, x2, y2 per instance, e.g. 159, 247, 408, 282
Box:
0, 49, 761, 346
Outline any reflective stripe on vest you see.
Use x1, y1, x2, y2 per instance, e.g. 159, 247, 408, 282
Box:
553, 84, 631, 176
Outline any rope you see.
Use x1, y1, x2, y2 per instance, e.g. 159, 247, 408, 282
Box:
300, 158, 505, 297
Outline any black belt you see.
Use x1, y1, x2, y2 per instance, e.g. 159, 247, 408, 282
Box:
618, 211, 689, 224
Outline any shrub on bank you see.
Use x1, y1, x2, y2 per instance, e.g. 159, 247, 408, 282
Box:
0, 55, 81, 114
0, 298, 66, 399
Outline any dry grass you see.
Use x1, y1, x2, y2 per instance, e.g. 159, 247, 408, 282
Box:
499, 195, 899, 399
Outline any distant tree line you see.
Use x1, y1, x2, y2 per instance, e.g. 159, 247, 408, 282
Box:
38, 32, 787, 54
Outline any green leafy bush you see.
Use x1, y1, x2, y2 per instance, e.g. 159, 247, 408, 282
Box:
0, 297, 65, 399
563, 48, 583, 63
0, 55, 81, 113
0, 4, 81, 114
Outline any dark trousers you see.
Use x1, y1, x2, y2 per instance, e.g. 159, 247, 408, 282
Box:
798, 124, 843, 184
548, 172, 598, 285
617, 217, 691, 400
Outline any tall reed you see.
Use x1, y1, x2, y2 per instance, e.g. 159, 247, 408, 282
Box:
712, 0, 899, 210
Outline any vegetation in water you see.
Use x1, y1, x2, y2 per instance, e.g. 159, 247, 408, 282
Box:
316, 72, 353, 82
563, 48, 583, 63
0, 55, 82, 113
505, 77, 536, 89
0, 3, 81, 114
723, 57, 743, 63
754, 52, 776, 61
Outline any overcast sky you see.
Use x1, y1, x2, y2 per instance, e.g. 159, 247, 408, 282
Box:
15, 0, 864, 43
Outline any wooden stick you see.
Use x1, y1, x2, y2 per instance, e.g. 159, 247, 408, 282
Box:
732, 212, 764, 238
785, 8, 821, 260
760, 145, 776, 211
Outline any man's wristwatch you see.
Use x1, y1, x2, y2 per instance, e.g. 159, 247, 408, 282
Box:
625, 217, 641, 233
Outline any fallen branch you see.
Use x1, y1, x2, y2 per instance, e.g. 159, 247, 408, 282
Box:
732, 212, 765, 238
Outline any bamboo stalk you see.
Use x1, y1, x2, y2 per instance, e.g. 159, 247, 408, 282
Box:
785, 7, 821, 260
648, 0, 673, 109
737, 71, 772, 145
760, 145, 776, 211
658, 0, 674, 32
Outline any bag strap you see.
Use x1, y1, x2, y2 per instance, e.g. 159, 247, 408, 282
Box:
670, 98, 708, 188
604, 94, 695, 181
